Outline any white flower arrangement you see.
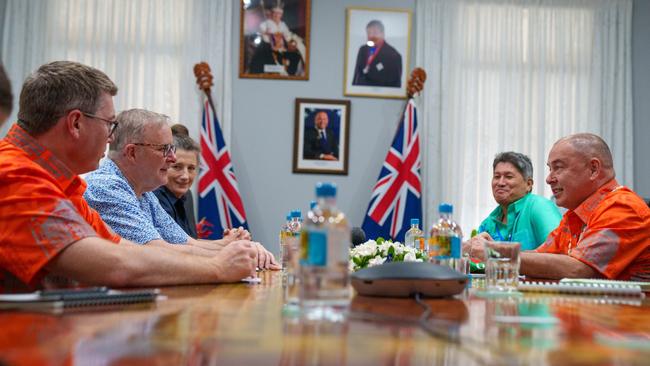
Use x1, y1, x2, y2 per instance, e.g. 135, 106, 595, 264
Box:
349, 237, 427, 272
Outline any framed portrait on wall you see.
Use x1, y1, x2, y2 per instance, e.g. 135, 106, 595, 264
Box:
239, 0, 311, 80
293, 98, 351, 175
344, 7, 412, 98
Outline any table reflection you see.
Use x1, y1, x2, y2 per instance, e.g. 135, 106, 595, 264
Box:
0, 272, 649, 366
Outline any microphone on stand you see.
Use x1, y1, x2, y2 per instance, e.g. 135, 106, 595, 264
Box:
351, 227, 367, 247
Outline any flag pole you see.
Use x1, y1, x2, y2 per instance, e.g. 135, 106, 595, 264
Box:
393, 68, 427, 134
193, 62, 220, 128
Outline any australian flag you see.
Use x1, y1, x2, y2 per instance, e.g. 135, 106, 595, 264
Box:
198, 97, 248, 239
361, 99, 422, 242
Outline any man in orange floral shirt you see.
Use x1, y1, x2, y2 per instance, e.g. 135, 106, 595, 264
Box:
524, 133, 649, 280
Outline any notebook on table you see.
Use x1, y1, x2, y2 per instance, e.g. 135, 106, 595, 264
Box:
0, 287, 160, 312
559, 278, 650, 291
518, 278, 647, 297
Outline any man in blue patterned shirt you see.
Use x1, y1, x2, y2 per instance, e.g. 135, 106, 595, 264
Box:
85, 109, 278, 269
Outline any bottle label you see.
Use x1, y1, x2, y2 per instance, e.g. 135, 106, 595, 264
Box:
304, 229, 327, 266
430, 235, 451, 259
300, 230, 308, 265
418, 237, 426, 252
451, 236, 461, 258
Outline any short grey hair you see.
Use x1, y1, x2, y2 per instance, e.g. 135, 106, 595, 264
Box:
18, 61, 117, 135
493, 151, 533, 180
109, 109, 170, 153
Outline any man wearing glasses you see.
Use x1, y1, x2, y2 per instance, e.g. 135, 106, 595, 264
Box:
83, 108, 279, 269
0, 61, 261, 292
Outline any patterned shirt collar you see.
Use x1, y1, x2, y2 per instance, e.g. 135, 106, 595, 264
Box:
100, 158, 140, 197
4, 124, 82, 195
572, 179, 621, 223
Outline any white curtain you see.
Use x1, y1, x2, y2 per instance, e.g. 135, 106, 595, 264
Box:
416, 0, 633, 236
1, 0, 233, 142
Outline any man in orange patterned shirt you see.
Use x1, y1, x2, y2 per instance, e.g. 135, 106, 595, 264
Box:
0, 61, 258, 292
522, 133, 650, 280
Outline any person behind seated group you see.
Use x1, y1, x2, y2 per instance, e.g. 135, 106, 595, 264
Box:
0, 64, 12, 126
0, 61, 259, 292
153, 124, 199, 238
471, 152, 561, 251
83, 108, 280, 270
466, 133, 650, 280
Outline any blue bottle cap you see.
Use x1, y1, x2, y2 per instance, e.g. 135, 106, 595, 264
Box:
439, 203, 453, 214
411, 218, 419, 226
315, 182, 337, 197
291, 210, 301, 218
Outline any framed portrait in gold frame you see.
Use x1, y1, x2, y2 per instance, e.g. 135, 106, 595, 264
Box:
239, 0, 311, 80
344, 7, 412, 98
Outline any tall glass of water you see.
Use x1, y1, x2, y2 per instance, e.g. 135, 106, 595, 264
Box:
483, 241, 520, 292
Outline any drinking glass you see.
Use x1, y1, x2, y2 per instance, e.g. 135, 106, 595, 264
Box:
483, 241, 520, 292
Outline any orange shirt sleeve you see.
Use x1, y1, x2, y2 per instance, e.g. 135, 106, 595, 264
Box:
0, 164, 99, 286
570, 192, 650, 280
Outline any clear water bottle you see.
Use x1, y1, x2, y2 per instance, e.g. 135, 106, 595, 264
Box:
279, 212, 292, 273
429, 203, 463, 270
299, 182, 351, 320
404, 218, 425, 252
283, 210, 302, 306
288, 210, 302, 233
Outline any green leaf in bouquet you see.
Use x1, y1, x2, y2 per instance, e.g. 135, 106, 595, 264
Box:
376, 237, 386, 245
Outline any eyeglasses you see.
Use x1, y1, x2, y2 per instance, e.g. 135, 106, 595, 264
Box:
82, 112, 119, 137
132, 143, 177, 157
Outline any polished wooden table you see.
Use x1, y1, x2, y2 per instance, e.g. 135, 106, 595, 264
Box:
1, 272, 649, 365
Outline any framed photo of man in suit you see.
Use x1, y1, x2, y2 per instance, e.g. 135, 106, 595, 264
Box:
293, 98, 351, 175
344, 7, 411, 98
239, 0, 311, 80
